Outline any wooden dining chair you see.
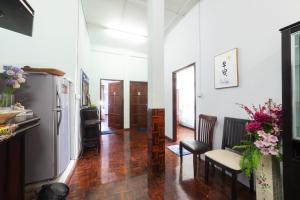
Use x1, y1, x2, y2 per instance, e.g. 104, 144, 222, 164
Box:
204, 117, 253, 200
179, 114, 217, 178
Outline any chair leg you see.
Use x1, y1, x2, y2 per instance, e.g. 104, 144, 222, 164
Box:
179, 143, 183, 165
231, 173, 237, 200
97, 136, 101, 153
193, 153, 197, 178
249, 172, 254, 192
204, 156, 209, 184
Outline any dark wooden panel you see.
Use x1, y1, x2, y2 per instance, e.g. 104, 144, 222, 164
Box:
0, 115, 40, 200
148, 108, 165, 174
0, 143, 7, 199
281, 22, 300, 200
108, 81, 124, 129
130, 82, 148, 129
7, 136, 23, 200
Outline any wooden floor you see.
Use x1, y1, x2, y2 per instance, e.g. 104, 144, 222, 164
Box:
68, 127, 255, 200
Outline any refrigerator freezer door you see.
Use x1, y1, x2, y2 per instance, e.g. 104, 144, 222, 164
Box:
56, 77, 71, 176
16, 74, 56, 184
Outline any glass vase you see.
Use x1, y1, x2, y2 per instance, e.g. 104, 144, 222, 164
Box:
0, 93, 15, 111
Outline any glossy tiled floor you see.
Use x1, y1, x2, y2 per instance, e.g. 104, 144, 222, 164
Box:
68, 127, 255, 200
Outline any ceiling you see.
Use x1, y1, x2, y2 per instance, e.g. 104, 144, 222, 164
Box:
82, 0, 199, 53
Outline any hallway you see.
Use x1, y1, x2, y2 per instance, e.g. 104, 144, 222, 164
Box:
67, 128, 254, 200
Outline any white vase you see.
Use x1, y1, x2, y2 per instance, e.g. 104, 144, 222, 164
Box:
256, 155, 283, 200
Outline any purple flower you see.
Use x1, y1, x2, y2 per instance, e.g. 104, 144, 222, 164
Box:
2, 65, 26, 90
5, 79, 16, 86
3, 65, 12, 71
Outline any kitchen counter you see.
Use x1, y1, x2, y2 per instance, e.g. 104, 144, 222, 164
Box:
0, 114, 40, 200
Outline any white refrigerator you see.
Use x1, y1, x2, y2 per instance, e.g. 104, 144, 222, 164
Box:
17, 74, 71, 184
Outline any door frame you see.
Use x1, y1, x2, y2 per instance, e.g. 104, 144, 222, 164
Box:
129, 81, 148, 129
100, 78, 124, 129
172, 63, 196, 142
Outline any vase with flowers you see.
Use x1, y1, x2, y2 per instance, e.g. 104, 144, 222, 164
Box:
234, 99, 283, 200
0, 66, 26, 110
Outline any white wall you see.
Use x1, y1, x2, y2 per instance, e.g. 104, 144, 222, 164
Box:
198, 0, 300, 149
73, 0, 91, 159
164, 4, 200, 138
0, 0, 78, 81
90, 46, 147, 129
0, 0, 91, 159
165, 0, 300, 145
165, 0, 300, 186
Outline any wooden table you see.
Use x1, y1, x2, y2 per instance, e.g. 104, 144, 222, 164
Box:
0, 115, 40, 200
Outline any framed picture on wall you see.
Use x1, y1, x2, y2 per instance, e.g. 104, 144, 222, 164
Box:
81, 69, 90, 107
214, 48, 239, 89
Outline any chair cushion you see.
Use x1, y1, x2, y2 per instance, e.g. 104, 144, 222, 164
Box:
180, 140, 210, 153
205, 149, 241, 171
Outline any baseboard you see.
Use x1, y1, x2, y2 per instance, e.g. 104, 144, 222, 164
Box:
165, 135, 174, 142
57, 159, 77, 184
178, 124, 195, 131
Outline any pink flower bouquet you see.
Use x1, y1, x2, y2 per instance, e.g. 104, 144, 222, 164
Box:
234, 99, 282, 176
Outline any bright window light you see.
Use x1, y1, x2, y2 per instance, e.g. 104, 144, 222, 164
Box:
105, 28, 147, 44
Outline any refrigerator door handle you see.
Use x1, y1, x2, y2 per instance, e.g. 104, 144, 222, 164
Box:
56, 90, 62, 135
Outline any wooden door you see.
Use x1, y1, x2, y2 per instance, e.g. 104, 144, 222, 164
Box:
130, 82, 148, 129
108, 82, 123, 129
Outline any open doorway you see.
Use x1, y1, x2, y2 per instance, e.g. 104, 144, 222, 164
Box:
172, 63, 196, 142
100, 79, 124, 132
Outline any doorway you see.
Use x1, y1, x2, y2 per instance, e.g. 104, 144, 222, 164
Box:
130, 81, 148, 130
172, 63, 196, 141
100, 79, 124, 131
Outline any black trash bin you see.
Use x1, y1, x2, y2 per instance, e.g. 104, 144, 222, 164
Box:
37, 183, 69, 200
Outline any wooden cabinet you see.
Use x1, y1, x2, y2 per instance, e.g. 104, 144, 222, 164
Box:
280, 21, 300, 200
0, 116, 40, 200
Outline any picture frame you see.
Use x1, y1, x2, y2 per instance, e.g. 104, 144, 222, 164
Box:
81, 69, 90, 107
214, 48, 239, 89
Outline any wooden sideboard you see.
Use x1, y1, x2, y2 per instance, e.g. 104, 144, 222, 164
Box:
0, 115, 40, 200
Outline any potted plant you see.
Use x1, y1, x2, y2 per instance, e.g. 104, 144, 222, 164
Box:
0, 66, 26, 110
235, 99, 283, 200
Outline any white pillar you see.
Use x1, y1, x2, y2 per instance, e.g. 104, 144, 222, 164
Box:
147, 0, 165, 174
148, 0, 164, 109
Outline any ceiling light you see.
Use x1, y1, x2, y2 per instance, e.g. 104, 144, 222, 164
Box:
105, 28, 147, 44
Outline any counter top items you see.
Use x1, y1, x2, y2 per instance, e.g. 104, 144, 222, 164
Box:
0, 124, 18, 139
0, 115, 39, 142
22, 66, 65, 76
0, 110, 22, 124
12, 102, 25, 110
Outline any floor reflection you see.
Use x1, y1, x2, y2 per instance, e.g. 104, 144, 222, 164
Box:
68, 128, 254, 200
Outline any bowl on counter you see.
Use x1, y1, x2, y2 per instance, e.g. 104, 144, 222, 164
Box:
0, 110, 22, 124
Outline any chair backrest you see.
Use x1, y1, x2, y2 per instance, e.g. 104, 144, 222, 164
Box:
197, 114, 217, 149
80, 107, 99, 121
221, 117, 249, 149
